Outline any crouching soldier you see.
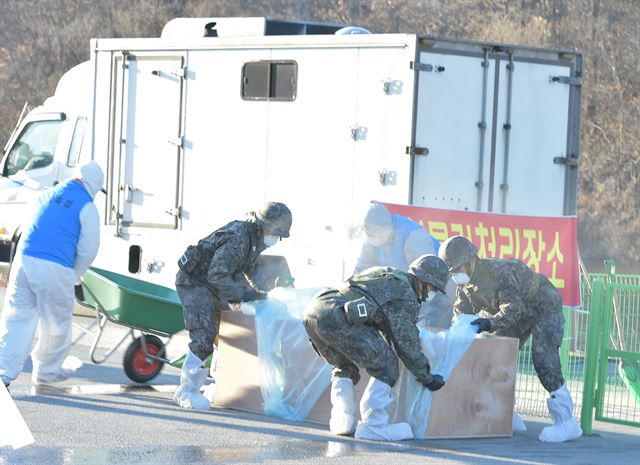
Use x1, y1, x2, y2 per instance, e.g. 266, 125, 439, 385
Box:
303, 254, 448, 441
438, 235, 582, 443
174, 202, 292, 410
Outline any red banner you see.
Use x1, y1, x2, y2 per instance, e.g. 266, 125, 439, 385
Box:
383, 203, 581, 307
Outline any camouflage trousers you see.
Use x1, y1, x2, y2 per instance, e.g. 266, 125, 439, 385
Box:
175, 279, 225, 362
303, 290, 399, 387
495, 308, 566, 393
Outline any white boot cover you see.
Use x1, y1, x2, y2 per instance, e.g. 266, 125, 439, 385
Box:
539, 384, 582, 442
512, 411, 527, 432
201, 347, 217, 403
33, 355, 83, 385
201, 382, 216, 404
329, 377, 357, 435
174, 350, 210, 411
355, 378, 413, 441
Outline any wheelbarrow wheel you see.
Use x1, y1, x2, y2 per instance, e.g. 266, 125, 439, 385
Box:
123, 335, 166, 383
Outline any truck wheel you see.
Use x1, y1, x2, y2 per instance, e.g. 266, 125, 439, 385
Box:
123, 335, 166, 383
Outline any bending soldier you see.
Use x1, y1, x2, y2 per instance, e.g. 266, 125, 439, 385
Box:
303, 254, 448, 441
438, 235, 582, 443
173, 202, 292, 410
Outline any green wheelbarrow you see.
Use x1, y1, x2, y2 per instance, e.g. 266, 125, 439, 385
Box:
77, 267, 189, 383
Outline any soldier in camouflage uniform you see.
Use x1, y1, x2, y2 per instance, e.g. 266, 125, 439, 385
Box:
438, 235, 582, 443
303, 254, 447, 440
173, 202, 292, 410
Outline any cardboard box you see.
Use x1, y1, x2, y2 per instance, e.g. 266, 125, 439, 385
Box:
214, 311, 518, 439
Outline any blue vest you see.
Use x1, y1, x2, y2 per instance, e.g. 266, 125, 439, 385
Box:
20, 179, 92, 268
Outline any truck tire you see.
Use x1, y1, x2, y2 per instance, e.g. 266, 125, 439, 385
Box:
123, 335, 166, 383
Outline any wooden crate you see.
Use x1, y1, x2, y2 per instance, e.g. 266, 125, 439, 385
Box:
214, 311, 518, 439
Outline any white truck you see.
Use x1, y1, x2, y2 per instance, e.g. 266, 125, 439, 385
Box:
0, 17, 582, 288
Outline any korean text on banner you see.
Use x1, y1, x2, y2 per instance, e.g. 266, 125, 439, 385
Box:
384, 203, 580, 307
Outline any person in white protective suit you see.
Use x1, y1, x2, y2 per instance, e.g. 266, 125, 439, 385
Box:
0, 161, 104, 387
303, 255, 448, 441
355, 203, 456, 329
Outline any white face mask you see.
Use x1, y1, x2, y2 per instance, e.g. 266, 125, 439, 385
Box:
451, 272, 471, 286
425, 291, 438, 303
263, 235, 279, 247
366, 225, 393, 246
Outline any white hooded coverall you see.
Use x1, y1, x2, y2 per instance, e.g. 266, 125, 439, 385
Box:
355, 204, 456, 327
0, 161, 103, 385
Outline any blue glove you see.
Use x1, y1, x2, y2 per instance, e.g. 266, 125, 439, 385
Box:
471, 318, 492, 333
241, 289, 268, 302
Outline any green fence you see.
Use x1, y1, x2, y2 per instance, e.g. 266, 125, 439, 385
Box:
515, 261, 640, 430
515, 308, 590, 418
580, 261, 640, 433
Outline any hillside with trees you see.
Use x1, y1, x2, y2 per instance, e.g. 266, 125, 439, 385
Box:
0, 0, 638, 272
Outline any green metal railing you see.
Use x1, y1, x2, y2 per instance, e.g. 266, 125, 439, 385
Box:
580, 261, 640, 433
515, 306, 590, 418
516, 261, 640, 432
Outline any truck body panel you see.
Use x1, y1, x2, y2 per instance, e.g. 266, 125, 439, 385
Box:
0, 18, 582, 288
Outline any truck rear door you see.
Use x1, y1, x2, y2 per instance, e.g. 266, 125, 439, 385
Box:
411, 51, 494, 212
491, 59, 574, 215
110, 53, 184, 231
411, 41, 581, 216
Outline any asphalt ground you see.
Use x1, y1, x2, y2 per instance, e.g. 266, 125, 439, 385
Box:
2, 269, 640, 464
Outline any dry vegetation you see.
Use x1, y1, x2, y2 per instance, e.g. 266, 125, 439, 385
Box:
0, 0, 638, 272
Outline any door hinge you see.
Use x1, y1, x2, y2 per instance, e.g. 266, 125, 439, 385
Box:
350, 126, 368, 141
549, 75, 582, 86
410, 62, 446, 73
168, 137, 184, 148
382, 78, 403, 95
165, 207, 182, 218
121, 184, 139, 203
171, 67, 186, 79
553, 154, 578, 167
406, 146, 429, 156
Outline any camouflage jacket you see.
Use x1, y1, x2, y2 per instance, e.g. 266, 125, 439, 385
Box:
453, 258, 562, 332
344, 267, 433, 385
176, 220, 266, 302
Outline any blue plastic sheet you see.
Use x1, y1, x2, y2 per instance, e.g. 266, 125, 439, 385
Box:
244, 287, 332, 421
244, 290, 478, 434
390, 314, 479, 438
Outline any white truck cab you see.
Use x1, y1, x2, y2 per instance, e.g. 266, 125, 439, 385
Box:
0, 62, 92, 261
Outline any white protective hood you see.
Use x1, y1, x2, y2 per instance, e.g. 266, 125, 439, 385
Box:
75, 161, 104, 199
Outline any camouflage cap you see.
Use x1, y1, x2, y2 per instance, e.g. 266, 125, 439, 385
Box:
255, 202, 292, 238
438, 235, 478, 271
408, 254, 450, 293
